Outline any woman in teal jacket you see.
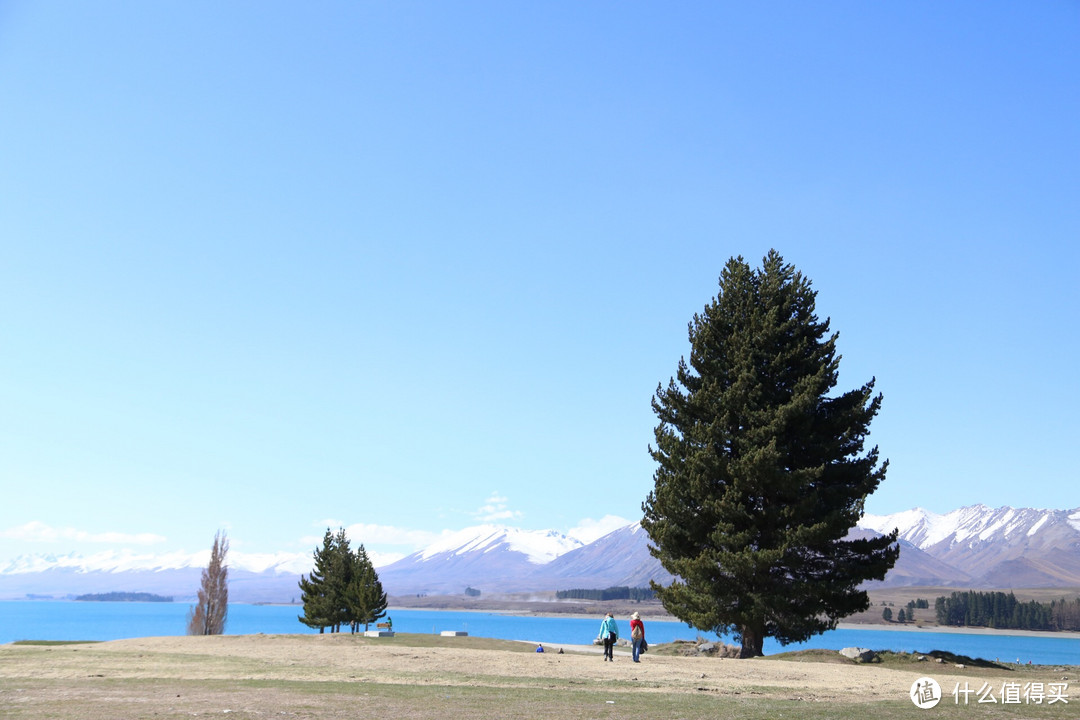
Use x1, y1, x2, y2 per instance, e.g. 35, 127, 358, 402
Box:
598, 613, 619, 661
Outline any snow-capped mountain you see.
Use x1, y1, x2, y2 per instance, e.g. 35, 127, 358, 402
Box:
860, 505, 1080, 587
4, 505, 1080, 601
376, 525, 584, 595
0, 550, 310, 576
861, 505, 1080, 550
418, 525, 582, 564
0, 550, 311, 603
537, 523, 673, 589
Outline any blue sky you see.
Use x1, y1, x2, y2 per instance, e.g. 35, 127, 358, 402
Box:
2, 2, 1077, 567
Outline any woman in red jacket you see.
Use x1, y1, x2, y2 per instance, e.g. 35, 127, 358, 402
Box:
629, 612, 645, 663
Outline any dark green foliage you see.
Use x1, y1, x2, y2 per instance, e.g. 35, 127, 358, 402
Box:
642, 251, 898, 658
934, 591, 1080, 631
298, 529, 339, 633
298, 528, 387, 633
882, 607, 893, 622
344, 543, 388, 633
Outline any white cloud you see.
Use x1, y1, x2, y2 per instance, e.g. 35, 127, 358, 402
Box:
342, 523, 446, 549
0, 521, 167, 546
368, 550, 405, 568
567, 515, 633, 544
474, 493, 523, 523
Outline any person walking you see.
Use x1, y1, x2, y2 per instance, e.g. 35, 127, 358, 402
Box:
598, 612, 619, 661
629, 612, 645, 663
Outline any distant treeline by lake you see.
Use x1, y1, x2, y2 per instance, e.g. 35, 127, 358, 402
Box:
75, 592, 174, 603
936, 591, 1080, 631
555, 586, 656, 601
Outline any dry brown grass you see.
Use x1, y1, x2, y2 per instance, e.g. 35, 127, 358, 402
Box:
1, 633, 1075, 719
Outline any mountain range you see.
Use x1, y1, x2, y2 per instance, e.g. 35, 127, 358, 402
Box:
2, 504, 1078, 602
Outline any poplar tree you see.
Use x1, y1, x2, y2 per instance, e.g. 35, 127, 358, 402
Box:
642, 251, 898, 658
187, 531, 229, 635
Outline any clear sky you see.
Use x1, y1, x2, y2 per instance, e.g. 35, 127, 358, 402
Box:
2, 2, 1077, 567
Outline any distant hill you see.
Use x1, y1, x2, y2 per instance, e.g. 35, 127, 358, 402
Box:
75, 592, 173, 602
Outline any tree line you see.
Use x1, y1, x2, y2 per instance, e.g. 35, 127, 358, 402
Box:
77, 592, 174, 602
298, 528, 387, 634
882, 598, 929, 623
934, 591, 1080, 631
556, 587, 656, 601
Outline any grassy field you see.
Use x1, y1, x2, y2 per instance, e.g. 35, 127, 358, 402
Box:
1, 633, 1075, 719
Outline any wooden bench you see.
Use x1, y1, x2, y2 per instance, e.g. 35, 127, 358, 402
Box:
376, 623, 391, 630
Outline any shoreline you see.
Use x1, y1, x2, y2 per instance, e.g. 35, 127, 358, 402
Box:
835, 621, 1080, 640
387, 602, 1080, 640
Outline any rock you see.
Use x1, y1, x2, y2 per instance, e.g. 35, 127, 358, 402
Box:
839, 647, 877, 663
697, 643, 716, 655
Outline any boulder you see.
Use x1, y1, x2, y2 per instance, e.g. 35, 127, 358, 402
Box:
839, 647, 877, 663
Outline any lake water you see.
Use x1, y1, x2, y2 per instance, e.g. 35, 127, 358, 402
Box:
2, 601, 1077, 666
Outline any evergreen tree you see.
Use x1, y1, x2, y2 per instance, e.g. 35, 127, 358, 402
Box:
642, 251, 898, 657
934, 596, 947, 624
298, 529, 340, 633
299, 529, 388, 634
882, 607, 893, 622
344, 544, 388, 632
187, 531, 229, 635
328, 528, 354, 632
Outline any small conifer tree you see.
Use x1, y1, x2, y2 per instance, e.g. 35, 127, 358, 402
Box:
298, 529, 340, 633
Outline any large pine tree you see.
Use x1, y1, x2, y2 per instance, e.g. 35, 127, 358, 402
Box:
642, 251, 898, 657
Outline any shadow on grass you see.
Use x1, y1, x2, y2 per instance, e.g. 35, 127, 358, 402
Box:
906, 650, 1011, 670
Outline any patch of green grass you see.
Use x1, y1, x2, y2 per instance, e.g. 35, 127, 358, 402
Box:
357, 633, 540, 652
874, 649, 1012, 672
768, 648, 859, 664
7, 661, 1078, 720
225, 631, 543, 653
5, 676, 930, 720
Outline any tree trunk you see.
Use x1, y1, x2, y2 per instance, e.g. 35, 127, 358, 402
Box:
738, 626, 765, 658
